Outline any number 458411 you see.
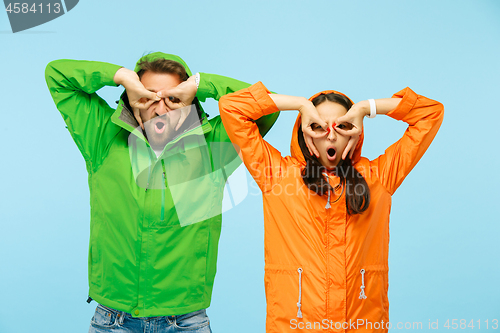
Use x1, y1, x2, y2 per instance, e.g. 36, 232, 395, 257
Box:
443, 319, 498, 330
5, 3, 61, 14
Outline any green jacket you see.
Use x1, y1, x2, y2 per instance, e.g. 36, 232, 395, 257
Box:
45, 53, 279, 317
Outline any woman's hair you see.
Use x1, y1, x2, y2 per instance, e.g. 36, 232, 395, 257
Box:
297, 93, 370, 215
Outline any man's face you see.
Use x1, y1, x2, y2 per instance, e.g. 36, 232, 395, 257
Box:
138, 71, 182, 150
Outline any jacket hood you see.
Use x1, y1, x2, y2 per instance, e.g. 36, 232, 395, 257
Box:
290, 90, 364, 165
133, 52, 193, 76
112, 52, 207, 136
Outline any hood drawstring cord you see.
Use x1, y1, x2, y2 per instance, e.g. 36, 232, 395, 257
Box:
323, 172, 344, 209
325, 189, 331, 209
297, 268, 303, 318
359, 269, 367, 299
322, 172, 344, 209
322, 172, 331, 209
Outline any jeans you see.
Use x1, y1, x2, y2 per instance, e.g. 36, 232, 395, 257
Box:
88, 304, 212, 333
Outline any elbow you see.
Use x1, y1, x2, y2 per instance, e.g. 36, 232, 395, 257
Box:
428, 102, 445, 132
219, 93, 239, 116
44, 62, 55, 80
435, 102, 445, 124
426, 100, 444, 122
218, 95, 230, 115
44, 60, 64, 82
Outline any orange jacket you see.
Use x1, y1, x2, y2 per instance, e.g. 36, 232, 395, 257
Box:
219, 82, 444, 333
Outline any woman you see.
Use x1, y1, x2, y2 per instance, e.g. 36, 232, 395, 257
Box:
219, 82, 444, 333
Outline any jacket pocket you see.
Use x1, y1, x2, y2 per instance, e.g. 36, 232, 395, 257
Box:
357, 265, 389, 313
264, 264, 314, 330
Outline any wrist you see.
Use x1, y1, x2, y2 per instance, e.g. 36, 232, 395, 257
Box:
356, 100, 371, 117
113, 67, 137, 86
297, 97, 313, 114
113, 67, 126, 85
193, 73, 200, 90
186, 75, 198, 92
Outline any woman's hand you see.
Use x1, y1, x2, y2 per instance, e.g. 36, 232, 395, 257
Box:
298, 100, 328, 158
268, 94, 328, 158
113, 68, 160, 129
335, 101, 368, 159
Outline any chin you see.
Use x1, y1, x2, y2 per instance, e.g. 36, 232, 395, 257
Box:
320, 158, 339, 170
145, 130, 175, 150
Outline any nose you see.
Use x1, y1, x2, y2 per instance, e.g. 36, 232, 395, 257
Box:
327, 123, 337, 141
154, 99, 169, 116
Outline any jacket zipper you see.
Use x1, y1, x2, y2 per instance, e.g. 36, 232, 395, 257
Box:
161, 160, 166, 221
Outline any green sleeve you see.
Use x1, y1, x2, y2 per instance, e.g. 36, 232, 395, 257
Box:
199, 73, 280, 178
197, 73, 251, 102
197, 72, 279, 137
45, 59, 122, 166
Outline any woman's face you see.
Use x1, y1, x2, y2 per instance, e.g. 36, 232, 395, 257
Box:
311, 101, 352, 169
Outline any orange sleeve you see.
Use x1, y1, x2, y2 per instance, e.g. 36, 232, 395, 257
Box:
372, 87, 444, 195
219, 82, 286, 193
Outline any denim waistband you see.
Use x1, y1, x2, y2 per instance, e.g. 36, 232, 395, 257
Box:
97, 304, 181, 321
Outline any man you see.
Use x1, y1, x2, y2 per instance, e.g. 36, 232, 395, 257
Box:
45, 52, 278, 332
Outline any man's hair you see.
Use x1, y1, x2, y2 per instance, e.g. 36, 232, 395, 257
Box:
136, 58, 188, 81
134, 57, 205, 122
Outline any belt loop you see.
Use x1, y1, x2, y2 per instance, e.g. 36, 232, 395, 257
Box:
117, 311, 126, 325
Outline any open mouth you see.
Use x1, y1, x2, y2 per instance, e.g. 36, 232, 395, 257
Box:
155, 121, 165, 134
327, 148, 336, 161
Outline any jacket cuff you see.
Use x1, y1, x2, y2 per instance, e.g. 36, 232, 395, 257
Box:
248, 81, 280, 118
196, 72, 212, 100
386, 87, 418, 121
105, 63, 123, 87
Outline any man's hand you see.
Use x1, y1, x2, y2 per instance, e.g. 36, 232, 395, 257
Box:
157, 75, 197, 109
334, 101, 367, 160
156, 75, 198, 131
113, 68, 160, 130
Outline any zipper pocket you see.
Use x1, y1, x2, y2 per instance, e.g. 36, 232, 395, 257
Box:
358, 265, 389, 301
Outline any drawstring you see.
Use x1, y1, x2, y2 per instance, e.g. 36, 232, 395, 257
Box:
325, 189, 331, 209
297, 268, 303, 318
359, 269, 367, 299
322, 172, 344, 209
322, 172, 331, 209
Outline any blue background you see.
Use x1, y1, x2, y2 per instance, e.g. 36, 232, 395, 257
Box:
1, 0, 499, 332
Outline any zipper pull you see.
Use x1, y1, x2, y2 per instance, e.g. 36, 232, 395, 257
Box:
359, 269, 367, 299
